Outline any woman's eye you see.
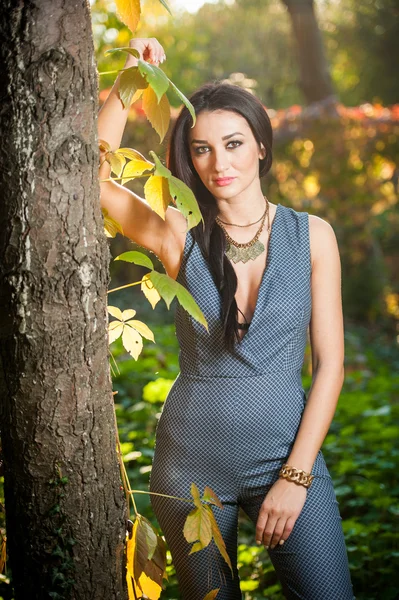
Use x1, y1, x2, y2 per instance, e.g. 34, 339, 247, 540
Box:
194, 146, 209, 155
193, 141, 242, 155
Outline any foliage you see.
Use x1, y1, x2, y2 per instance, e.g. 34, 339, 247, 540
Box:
93, 0, 399, 109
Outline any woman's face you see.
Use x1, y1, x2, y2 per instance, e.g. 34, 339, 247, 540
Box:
188, 109, 265, 200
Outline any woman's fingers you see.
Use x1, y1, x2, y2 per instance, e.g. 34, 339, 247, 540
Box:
261, 515, 280, 548
256, 510, 297, 549
268, 516, 287, 549
129, 38, 166, 65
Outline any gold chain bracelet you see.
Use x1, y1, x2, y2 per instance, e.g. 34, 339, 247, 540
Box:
278, 463, 315, 489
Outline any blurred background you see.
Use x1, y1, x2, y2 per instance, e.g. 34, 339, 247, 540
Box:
93, 1, 399, 598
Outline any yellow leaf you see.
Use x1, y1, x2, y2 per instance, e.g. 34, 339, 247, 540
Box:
108, 306, 123, 320
102, 208, 124, 238
208, 508, 234, 576
122, 324, 143, 360
117, 148, 149, 162
141, 274, 161, 309
99, 139, 111, 153
142, 86, 171, 142
190, 482, 202, 508
183, 505, 212, 550
106, 151, 126, 177
121, 309, 137, 321
203, 590, 220, 600
121, 158, 154, 184
108, 321, 123, 345
0, 535, 6, 574
126, 320, 155, 342
144, 175, 172, 220
203, 486, 224, 509
126, 516, 166, 600
114, 0, 141, 34
119, 67, 148, 108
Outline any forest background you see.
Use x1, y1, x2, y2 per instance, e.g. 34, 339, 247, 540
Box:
1, 0, 398, 598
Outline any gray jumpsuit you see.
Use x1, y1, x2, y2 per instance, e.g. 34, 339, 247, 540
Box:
149, 203, 356, 599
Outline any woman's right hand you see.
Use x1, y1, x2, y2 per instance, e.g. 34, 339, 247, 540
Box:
123, 37, 166, 69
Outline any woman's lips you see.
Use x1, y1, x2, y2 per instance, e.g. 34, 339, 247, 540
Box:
214, 177, 235, 187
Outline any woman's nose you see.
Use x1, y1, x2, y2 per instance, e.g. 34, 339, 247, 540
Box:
213, 148, 229, 173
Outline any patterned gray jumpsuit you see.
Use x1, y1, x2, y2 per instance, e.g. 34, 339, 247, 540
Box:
149, 203, 356, 599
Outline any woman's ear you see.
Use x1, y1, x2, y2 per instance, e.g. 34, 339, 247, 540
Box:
259, 143, 266, 160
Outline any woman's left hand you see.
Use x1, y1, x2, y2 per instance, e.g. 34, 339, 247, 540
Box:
255, 478, 308, 548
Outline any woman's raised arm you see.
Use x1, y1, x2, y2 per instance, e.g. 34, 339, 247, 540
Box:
98, 38, 186, 276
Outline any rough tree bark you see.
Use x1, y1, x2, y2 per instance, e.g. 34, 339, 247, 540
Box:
0, 1, 126, 598
282, 0, 337, 104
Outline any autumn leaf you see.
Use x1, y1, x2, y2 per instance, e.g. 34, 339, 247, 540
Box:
183, 485, 233, 576
121, 157, 154, 184
144, 175, 172, 220
119, 66, 148, 109
122, 325, 143, 360
141, 274, 161, 309
99, 139, 111, 153
142, 86, 171, 142
203, 590, 220, 600
107, 306, 155, 359
114, 0, 141, 34
106, 151, 126, 177
202, 486, 224, 509
126, 514, 167, 599
183, 505, 213, 552
102, 207, 124, 238
0, 535, 6, 574
116, 147, 149, 161
207, 508, 233, 576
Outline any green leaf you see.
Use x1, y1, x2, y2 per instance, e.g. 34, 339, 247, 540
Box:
168, 79, 196, 126
119, 67, 148, 109
174, 278, 208, 331
104, 47, 140, 59
148, 271, 177, 309
168, 176, 203, 229
157, 0, 173, 16
138, 59, 170, 103
114, 251, 154, 270
149, 271, 208, 330
149, 151, 172, 179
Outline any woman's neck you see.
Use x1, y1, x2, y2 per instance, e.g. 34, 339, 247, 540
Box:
216, 191, 269, 226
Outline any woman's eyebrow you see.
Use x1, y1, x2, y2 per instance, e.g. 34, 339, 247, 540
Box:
190, 132, 245, 144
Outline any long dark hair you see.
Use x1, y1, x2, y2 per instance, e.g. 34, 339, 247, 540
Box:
167, 81, 273, 350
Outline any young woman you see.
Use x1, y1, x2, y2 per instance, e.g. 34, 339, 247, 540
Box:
99, 38, 355, 600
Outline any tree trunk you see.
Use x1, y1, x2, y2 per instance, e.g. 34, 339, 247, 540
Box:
282, 0, 337, 104
0, 1, 126, 598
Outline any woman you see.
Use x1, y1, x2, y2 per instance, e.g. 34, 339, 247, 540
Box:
99, 38, 355, 600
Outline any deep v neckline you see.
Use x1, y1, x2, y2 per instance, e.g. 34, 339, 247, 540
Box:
236, 202, 282, 338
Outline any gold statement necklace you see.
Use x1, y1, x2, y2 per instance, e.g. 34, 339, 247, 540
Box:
216, 197, 270, 264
